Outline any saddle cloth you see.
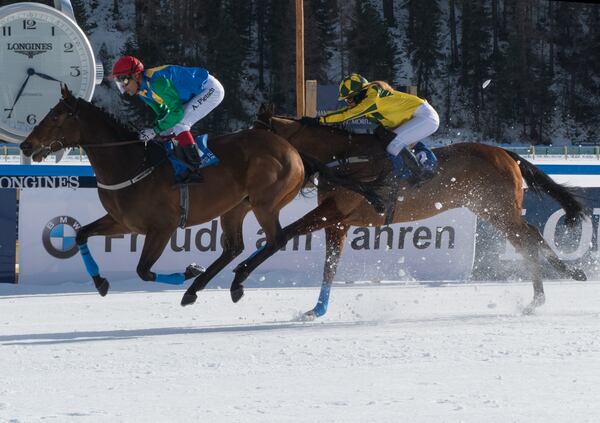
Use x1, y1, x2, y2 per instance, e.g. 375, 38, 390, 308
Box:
396, 141, 437, 180
166, 134, 220, 183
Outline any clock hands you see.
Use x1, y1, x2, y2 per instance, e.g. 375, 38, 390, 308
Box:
5, 68, 34, 119
33, 71, 63, 83
5, 68, 64, 119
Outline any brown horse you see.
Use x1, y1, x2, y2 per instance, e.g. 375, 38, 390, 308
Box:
226, 104, 588, 317
19, 86, 381, 306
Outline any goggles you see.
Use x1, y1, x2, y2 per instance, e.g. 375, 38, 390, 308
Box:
344, 96, 357, 105
114, 75, 132, 94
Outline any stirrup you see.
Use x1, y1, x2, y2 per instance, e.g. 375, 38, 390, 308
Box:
177, 169, 204, 185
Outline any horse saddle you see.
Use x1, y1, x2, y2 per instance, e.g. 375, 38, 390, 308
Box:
166, 134, 220, 184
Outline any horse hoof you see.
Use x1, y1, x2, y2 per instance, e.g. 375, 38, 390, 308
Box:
184, 263, 205, 280
523, 294, 545, 315
180, 292, 197, 307
302, 310, 317, 321
522, 304, 535, 316
231, 287, 244, 303
573, 269, 587, 281
94, 277, 109, 297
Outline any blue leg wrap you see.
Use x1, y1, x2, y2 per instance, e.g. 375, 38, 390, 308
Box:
154, 272, 186, 285
248, 245, 266, 260
312, 283, 332, 317
78, 243, 99, 278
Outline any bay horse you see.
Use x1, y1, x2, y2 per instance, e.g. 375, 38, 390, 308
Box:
20, 86, 382, 306
225, 104, 588, 317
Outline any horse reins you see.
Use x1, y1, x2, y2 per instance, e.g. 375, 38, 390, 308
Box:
254, 116, 308, 144
36, 98, 164, 190
254, 115, 384, 171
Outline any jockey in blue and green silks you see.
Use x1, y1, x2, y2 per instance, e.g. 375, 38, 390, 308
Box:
109, 56, 224, 183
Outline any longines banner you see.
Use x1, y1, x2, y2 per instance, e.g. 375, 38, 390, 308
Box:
18, 189, 478, 286
0, 165, 97, 188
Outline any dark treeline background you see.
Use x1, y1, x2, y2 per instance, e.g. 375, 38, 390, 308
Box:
76, 0, 599, 145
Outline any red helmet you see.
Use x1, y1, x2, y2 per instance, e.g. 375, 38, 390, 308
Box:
110, 56, 144, 80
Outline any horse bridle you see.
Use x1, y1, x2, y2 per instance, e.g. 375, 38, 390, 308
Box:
254, 115, 308, 143
32, 98, 146, 160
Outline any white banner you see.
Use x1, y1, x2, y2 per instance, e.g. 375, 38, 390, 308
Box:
18, 189, 477, 286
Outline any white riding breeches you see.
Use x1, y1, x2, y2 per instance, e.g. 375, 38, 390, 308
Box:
165, 75, 225, 136
386, 101, 440, 156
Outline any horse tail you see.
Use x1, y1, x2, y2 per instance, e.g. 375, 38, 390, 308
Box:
503, 149, 588, 226
298, 152, 385, 213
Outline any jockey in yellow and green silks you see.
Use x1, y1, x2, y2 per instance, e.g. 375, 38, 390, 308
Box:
301, 73, 440, 182
109, 56, 224, 181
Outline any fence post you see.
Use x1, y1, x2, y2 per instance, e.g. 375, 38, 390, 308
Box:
532, 145, 536, 160
564, 145, 568, 160
305, 80, 318, 117
596, 146, 599, 160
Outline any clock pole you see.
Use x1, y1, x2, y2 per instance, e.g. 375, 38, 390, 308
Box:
54, 0, 74, 19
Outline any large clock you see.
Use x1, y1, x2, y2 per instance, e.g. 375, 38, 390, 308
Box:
0, 2, 99, 143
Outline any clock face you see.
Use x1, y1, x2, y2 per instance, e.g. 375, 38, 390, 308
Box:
0, 3, 96, 142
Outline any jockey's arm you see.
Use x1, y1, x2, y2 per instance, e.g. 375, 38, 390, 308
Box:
150, 77, 185, 133
319, 89, 378, 124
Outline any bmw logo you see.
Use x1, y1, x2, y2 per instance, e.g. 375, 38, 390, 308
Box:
42, 216, 82, 259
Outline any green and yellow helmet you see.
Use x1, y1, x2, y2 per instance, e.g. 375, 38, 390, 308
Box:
338, 73, 369, 101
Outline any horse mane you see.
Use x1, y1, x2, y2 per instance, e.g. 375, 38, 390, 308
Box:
272, 113, 365, 139
76, 98, 139, 140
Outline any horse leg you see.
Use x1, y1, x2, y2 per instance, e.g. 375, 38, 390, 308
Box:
229, 205, 286, 303
135, 227, 182, 284
181, 202, 251, 306
230, 197, 347, 301
529, 223, 587, 281
500, 219, 546, 314
75, 214, 129, 296
305, 223, 349, 319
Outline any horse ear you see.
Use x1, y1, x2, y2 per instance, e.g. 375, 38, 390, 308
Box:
60, 83, 72, 99
258, 103, 267, 115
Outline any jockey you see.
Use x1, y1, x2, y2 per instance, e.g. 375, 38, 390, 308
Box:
302, 73, 439, 182
109, 55, 225, 183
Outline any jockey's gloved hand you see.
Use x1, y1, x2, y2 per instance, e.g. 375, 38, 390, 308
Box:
299, 116, 320, 127
139, 128, 156, 141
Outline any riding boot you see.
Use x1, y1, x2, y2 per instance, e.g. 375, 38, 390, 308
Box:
178, 144, 204, 184
398, 147, 432, 184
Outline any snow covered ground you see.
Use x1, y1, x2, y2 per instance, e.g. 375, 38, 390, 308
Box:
1, 280, 600, 422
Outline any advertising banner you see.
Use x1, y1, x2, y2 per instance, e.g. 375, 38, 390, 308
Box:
18, 189, 477, 286
0, 164, 97, 188
0, 189, 16, 283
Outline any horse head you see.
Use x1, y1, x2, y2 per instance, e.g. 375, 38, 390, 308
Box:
255, 102, 276, 130
255, 102, 307, 141
20, 84, 82, 162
